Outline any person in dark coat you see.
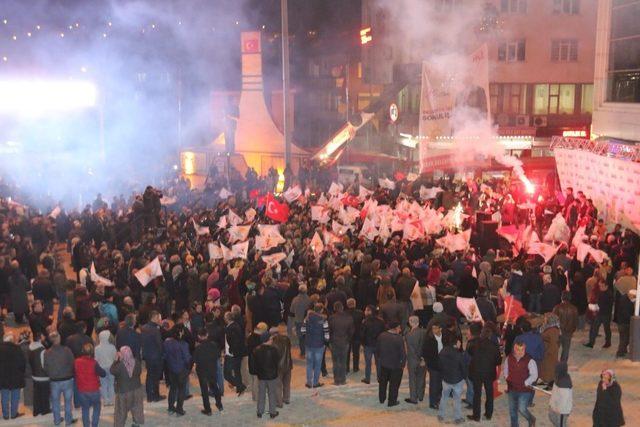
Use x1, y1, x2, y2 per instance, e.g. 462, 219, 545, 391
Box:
615, 290, 635, 358
361, 305, 385, 384
193, 328, 222, 415
467, 325, 502, 421
163, 324, 191, 416
328, 301, 354, 385
458, 266, 478, 298
541, 274, 562, 314
27, 331, 50, 417
592, 369, 624, 427
585, 280, 614, 348
66, 321, 92, 358
8, 260, 29, 324
475, 288, 497, 323
28, 300, 52, 339
375, 321, 406, 407
140, 311, 165, 402
57, 307, 78, 346
32, 270, 56, 318
346, 298, 364, 373
0, 333, 26, 420
115, 314, 142, 359
223, 311, 247, 395
253, 334, 280, 419
423, 322, 449, 409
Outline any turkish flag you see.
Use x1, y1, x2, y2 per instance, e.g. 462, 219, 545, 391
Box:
265, 193, 289, 223
243, 38, 259, 53
394, 171, 406, 181
341, 194, 360, 208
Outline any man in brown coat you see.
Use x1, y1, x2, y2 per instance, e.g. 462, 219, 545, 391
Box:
553, 291, 578, 362
270, 327, 292, 407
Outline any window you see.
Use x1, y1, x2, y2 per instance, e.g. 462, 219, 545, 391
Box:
490, 84, 499, 113
553, 0, 580, 14
498, 40, 526, 62
490, 84, 527, 114
501, 0, 527, 13
581, 84, 593, 113
534, 84, 576, 114
551, 39, 578, 61
435, 0, 464, 12
608, 1, 640, 102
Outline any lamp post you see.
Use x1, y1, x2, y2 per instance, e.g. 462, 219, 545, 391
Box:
281, 0, 291, 168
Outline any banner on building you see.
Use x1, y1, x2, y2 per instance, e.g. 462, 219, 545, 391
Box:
554, 147, 640, 233
418, 44, 491, 173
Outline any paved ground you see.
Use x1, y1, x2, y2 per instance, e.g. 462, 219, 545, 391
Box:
4, 246, 639, 426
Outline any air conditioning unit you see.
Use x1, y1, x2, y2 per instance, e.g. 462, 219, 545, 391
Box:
533, 115, 548, 127
497, 113, 510, 126
516, 115, 530, 126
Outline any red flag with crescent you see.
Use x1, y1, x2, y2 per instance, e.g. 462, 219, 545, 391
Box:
265, 193, 289, 223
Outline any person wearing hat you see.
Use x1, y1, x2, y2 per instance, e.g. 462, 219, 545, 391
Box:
615, 289, 636, 358
375, 321, 405, 407
426, 302, 449, 332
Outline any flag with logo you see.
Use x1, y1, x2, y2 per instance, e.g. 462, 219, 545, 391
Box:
231, 241, 249, 260
456, 297, 483, 322
283, 185, 302, 203
90, 262, 113, 287
245, 208, 257, 222
208, 243, 223, 260
219, 188, 232, 199
328, 182, 343, 197
262, 252, 287, 269
228, 225, 251, 243
134, 257, 164, 287
311, 205, 331, 224
228, 210, 243, 226
192, 218, 210, 236
310, 232, 324, 256
358, 185, 373, 200
265, 193, 289, 223
378, 178, 395, 190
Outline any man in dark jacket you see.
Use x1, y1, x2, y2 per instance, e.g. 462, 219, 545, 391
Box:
0, 333, 26, 420
163, 324, 192, 416
361, 305, 385, 384
44, 332, 76, 426
467, 326, 501, 421
140, 311, 165, 402
223, 311, 247, 395
32, 270, 56, 318
301, 303, 329, 388
193, 328, 222, 415
57, 307, 78, 346
423, 322, 447, 409
553, 291, 579, 362
8, 261, 29, 324
585, 280, 614, 348
346, 298, 364, 373
404, 315, 426, 404
328, 301, 354, 385
475, 288, 497, 323
380, 291, 405, 328
375, 321, 405, 407
270, 327, 292, 407
115, 314, 142, 359
541, 274, 562, 313
253, 334, 280, 419
438, 333, 467, 423
65, 321, 91, 358
615, 289, 635, 358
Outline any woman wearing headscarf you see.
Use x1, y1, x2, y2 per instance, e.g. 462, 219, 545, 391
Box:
110, 345, 144, 427
540, 313, 561, 387
548, 362, 572, 427
95, 330, 117, 406
593, 369, 625, 427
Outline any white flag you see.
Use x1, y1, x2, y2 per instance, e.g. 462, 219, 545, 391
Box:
134, 257, 163, 287
419, 185, 443, 200
208, 243, 223, 260
331, 221, 351, 236
262, 252, 287, 269
228, 210, 243, 226
358, 185, 373, 200
160, 196, 177, 206
49, 206, 61, 219
359, 217, 379, 241
283, 185, 302, 203
406, 172, 419, 182
217, 215, 228, 229
228, 225, 251, 243
311, 205, 331, 223
219, 188, 232, 199
231, 241, 249, 260
221, 243, 233, 261
323, 230, 342, 246
317, 193, 329, 206
378, 178, 396, 190
436, 229, 471, 252
192, 219, 210, 236
90, 262, 113, 287
310, 232, 324, 256
456, 297, 483, 322
245, 208, 257, 222
328, 182, 343, 197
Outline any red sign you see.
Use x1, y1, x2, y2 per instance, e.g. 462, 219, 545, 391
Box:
421, 153, 489, 173
242, 38, 260, 54
497, 126, 537, 137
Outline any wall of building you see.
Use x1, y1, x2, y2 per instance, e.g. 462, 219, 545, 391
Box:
591, 0, 640, 142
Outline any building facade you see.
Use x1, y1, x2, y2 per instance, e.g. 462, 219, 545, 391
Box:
591, 0, 640, 142
361, 0, 597, 142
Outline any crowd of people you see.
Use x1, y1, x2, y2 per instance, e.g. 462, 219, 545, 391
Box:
0, 163, 636, 427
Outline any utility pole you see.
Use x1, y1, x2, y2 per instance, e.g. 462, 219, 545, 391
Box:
281, 0, 292, 167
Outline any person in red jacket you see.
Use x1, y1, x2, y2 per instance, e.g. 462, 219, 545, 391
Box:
74, 343, 106, 427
